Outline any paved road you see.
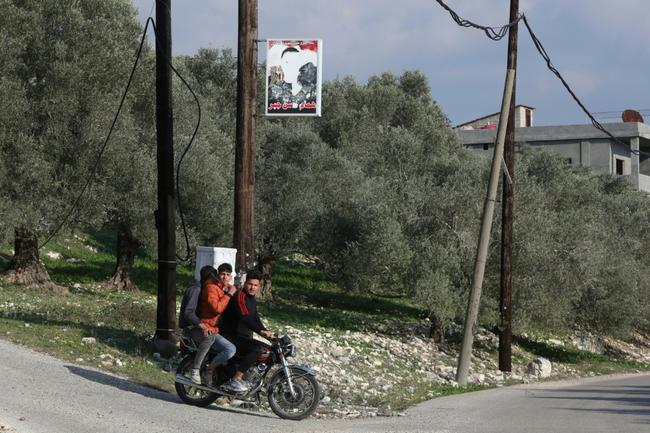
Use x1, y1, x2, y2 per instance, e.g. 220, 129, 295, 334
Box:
0, 338, 648, 433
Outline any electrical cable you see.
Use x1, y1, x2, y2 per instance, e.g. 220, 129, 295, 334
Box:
433, 0, 650, 159
148, 20, 201, 263
521, 15, 650, 158
40, 15, 201, 262
39, 17, 155, 249
434, 0, 522, 41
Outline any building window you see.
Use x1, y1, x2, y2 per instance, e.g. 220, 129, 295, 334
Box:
483, 143, 489, 150
525, 109, 532, 127
615, 158, 624, 175
566, 158, 572, 165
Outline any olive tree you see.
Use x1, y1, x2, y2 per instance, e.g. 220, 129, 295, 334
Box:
0, 0, 141, 291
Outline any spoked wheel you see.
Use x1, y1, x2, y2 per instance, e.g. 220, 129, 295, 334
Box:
267, 368, 320, 420
174, 355, 219, 407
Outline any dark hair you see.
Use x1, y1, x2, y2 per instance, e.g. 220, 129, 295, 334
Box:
281, 47, 299, 58
200, 265, 216, 283
217, 263, 233, 273
246, 270, 263, 282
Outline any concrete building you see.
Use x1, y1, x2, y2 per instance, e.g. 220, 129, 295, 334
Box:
456, 122, 650, 192
456, 105, 535, 130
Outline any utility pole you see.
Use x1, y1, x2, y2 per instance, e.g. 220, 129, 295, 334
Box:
154, 0, 176, 344
234, 0, 258, 282
457, 69, 515, 386
499, 0, 519, 373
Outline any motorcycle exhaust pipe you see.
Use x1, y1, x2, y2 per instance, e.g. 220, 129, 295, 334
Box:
174, 374, 219, 394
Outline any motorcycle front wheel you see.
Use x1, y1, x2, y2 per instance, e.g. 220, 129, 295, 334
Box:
174, 355, 219, 407
267, 367, 320, 420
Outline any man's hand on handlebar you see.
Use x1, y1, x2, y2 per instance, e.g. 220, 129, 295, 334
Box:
260, 329, 274, 339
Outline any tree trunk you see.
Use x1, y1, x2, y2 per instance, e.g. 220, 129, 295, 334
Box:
106, 224, 140, 291
428, 313, 446, 345
4, 227, 68, 295
256, 255, 274, 302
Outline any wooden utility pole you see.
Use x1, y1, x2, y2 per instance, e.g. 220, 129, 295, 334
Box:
457, 69, 515, 386
154, 0, 176, 343
234, 0, 258, 282
499, 0, 519, 373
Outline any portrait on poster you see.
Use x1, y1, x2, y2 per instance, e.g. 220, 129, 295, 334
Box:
265, 39, 322, 116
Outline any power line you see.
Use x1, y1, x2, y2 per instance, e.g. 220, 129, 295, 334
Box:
433, 0, 650, 158
40, 17, 201, 261
520, 15, 650, 157
147, 19, 202, 263
434, 0, 522, 41
40, 17, 156, 249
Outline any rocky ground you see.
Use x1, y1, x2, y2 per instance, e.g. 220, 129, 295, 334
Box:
213, 322, 650, 419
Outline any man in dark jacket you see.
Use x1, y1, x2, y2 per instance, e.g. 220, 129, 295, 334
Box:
219, 270, 274, 392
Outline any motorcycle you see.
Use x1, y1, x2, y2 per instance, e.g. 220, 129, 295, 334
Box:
174, 333, 320, 420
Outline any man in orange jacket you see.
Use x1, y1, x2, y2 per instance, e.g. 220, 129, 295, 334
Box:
189, 263, 236, 385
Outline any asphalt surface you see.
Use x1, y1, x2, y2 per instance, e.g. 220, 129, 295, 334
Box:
1, 338, 648, 433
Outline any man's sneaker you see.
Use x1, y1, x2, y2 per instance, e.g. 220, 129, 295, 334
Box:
189, 368, 201, 384
221, 378, 250, 393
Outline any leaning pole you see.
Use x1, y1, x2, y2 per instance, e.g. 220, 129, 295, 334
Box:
456, 69, 515, 386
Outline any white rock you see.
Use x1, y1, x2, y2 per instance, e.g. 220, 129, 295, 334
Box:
45, 251, 63, 260
571, 334, 605, 354
81, 337, 97, 345
471, 373, 486, 384
527, 357, 552, 378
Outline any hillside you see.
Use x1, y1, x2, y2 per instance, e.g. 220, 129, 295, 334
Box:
0, 233, 649, 419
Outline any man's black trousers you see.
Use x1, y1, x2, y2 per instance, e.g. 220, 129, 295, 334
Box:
227, 335, 264, 373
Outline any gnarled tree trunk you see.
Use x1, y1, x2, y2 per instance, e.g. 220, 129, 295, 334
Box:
428, 313, 446, 345
4, 227, 68, 295
256, 254, 275, 302
105, 224, 140, 291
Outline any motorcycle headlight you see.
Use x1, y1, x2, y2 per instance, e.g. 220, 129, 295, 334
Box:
285, 344, 296, 358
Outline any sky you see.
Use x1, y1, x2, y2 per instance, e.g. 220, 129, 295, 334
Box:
131, 0, 650, 127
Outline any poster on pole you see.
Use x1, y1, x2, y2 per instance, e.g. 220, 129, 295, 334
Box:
265, 39, 322, 116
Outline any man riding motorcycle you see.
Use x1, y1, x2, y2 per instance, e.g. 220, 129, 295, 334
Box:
218, 270, 274, 393
188, 263, 237, 384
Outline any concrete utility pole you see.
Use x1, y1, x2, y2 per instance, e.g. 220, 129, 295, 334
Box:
234, 0, 258, 282
154, 0, 176, 343
457, 69, 515, 386
500, 0, 519, 373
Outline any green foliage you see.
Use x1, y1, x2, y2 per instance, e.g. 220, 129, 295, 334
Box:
172, 50, 238, 248
0, 0, 142, 242
506, 149, 650, 335
257, 70, 650, 337
1, 4, 648, 341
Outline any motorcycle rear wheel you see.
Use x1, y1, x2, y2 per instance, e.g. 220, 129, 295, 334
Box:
267, 367, 320, 420
175, 355, 219, 407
